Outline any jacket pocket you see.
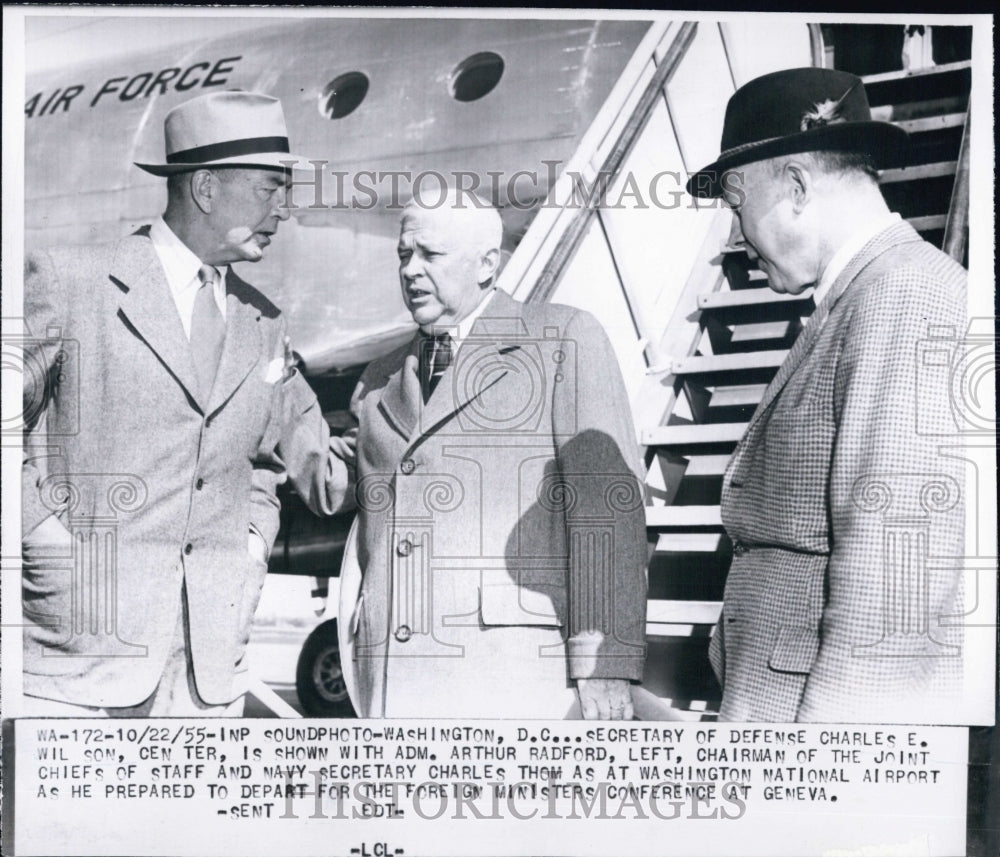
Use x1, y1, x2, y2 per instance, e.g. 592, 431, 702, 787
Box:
768, 626, 820, 674
479, 583, 563, 627
235, 555, 269, 669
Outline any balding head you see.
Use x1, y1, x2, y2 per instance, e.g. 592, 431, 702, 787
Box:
401, 188, 503, 257
397, 190, 503, 332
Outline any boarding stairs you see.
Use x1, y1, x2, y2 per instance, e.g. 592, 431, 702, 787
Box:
501, 22, 971, 719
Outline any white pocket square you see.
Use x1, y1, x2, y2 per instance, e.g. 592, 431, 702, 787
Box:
264, 357, 285, 384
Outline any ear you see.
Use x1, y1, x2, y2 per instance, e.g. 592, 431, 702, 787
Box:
477, 247, 501, 285
190, 169, 217, 215
782, 161, 812, 213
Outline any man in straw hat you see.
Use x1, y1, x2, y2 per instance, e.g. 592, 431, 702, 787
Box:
21, 91, 350, 715
687, 68, 966, 723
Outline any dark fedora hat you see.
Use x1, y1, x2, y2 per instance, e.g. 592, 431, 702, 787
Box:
686, 67, 909, 198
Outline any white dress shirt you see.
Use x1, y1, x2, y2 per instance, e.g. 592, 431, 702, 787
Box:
149, 218, 264, 554
149, 216, 226, 340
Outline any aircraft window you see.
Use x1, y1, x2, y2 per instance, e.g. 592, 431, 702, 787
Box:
320, 72, 369, 119
449, 52, 504, 102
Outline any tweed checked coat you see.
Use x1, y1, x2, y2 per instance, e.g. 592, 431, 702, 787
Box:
337, 289, 648, 718
713, 221, 967, 723
21, 230, 308, 707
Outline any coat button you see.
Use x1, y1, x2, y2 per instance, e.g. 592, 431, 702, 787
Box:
732, 540, 748, 556
396, 539, 413, 557
184, 543, 193, 555
195, 478, 204, 490
394, 625, 412, 643
400, 458, 416, 475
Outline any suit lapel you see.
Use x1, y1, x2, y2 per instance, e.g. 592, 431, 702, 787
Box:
415, 291, 517, 437
745, 221, 919, 433
112, 234, 202, 408
728, 221, 921, 482
206, 269, 263, 416
378, 337, 423, 441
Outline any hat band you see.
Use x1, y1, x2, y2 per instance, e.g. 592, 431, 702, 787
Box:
717, 134, 785, 162
166, 136, 291, 165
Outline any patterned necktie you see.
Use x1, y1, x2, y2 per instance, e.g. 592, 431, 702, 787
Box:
421, 332, 453, 402
190, 265, 225, 400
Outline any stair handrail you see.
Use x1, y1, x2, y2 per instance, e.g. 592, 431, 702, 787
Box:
808, 24, 826, 68
942, 106, 971, 265
497, 21, 699, 304
529, 22, 697, 304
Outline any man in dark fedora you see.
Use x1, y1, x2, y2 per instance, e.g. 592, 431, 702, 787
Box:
21, 91, 350, 715
687, 68, 966, 723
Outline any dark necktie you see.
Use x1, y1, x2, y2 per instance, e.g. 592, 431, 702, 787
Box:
421, 332, 452, 402
190, 265, 225, 400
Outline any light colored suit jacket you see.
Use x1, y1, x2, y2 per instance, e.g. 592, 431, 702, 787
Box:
21, 230, 298, 707
340, 290, 648, 718
712, 222, 967, 722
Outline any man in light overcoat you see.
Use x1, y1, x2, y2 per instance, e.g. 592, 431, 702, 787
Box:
316, 194, 649, 718
21, 91, 349, 715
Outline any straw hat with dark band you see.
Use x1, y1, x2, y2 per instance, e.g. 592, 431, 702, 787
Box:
135, 91, 308, 177
686, 67, 909, 198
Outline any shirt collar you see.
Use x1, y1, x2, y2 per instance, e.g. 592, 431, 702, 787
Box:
812, 212, 902, 310
425, 287, 497, 350
149, 216, 216, 296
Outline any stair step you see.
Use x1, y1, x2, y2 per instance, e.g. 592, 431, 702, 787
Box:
643, 423, 747, 446
684, 454, 732, 477
861, 59, 972, 85
894, 112, 966, 134
647, 600, 722, 625
710, 384, 766, 409
699, 287, 813, 310
653, 532, 724, 553
646, 506, 723, 528
871, 95, 968, 123
672, 350, 787, 375
880, 160, 957, 183
908, 214, 948, 232
730, 320, 792, 343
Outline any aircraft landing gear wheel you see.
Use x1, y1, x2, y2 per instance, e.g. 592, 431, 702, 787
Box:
296, 619, 355, 717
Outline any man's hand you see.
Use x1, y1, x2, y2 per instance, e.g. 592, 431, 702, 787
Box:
22, 511, 73, 567
576, 678, 633, 720
337, 426, 359, 460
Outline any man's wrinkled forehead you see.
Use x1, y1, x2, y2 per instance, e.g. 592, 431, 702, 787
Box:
400, 205, 461, 239
399, 213, 481, 259
398, 217, 454, 253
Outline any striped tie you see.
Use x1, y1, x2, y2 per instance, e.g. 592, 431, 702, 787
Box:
190, 265, 225, 400
421, 332, 452, 402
